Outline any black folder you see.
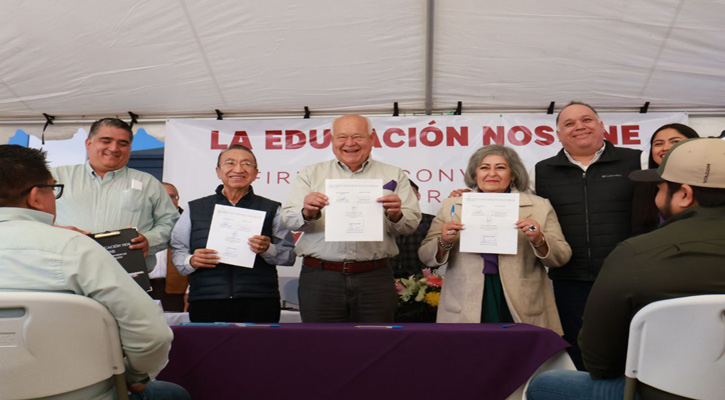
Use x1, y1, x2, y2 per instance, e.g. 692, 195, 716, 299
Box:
91, 228, 152, 292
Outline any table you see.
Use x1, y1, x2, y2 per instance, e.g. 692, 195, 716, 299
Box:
158, 323, 570, 400
163, 309, 302, 326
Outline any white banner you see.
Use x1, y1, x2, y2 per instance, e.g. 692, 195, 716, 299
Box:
164, 113, 687, 215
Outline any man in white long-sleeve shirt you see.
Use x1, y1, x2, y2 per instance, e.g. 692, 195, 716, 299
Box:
0, 145, 189, 400
282, 114, 421, 323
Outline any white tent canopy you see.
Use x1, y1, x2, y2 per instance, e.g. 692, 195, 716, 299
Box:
2, 0, 725, 142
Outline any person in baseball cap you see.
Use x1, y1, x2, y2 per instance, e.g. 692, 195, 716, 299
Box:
629, 137, 725, 188
629, 137, 725, 219
527, 137, 725, 400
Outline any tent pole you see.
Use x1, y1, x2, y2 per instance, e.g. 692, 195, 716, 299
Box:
424, 0, 435, 115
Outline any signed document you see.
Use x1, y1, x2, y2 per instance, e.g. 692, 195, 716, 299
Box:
206, 204, 266, 268
460, 192, 520, 254
325, 179, 383, 242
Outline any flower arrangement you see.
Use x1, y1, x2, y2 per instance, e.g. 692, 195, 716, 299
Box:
394, 268, 444, 322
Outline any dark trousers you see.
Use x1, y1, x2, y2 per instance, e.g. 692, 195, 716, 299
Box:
552, 279, 594, 371
188, 298, 281, 323
148, 278, 185, 312
298, 265, 398, 323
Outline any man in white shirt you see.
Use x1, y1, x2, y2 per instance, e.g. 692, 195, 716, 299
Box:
282, 114, 421, 322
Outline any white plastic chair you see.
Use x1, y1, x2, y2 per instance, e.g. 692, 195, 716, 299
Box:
0, 291, 128, 400
280, 277, 299, 308
623, 295, 725, 400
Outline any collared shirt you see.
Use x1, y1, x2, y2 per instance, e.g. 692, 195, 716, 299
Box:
0, 207, 173, 399
562, 142, 606, 172
282, 158, 422, 262
529, 142, 607, 193
52, 162, 180, 271
171, 202, 296, 276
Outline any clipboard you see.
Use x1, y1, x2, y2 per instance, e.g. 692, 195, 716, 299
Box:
91, 228, 152, 292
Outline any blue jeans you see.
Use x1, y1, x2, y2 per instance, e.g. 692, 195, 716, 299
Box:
526, 370, 637, 400
129, 381, 191, 400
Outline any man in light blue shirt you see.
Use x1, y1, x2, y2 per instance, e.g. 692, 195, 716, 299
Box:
52, 118, 179, 271
0, 144, 189, 400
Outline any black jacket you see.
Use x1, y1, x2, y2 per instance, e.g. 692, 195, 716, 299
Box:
535, 141, 641, 281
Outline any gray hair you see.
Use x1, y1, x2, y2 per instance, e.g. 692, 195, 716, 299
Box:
464, 145, 530, 191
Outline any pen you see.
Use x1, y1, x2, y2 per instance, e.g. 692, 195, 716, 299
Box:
234, 323, 281, 327
450, 205, 456, 221
354, 325, 403, 329
180, 322, 230, 327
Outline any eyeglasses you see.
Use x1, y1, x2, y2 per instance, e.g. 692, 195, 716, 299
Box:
221, 159, 257, 169
21, 184, 65, 199
169, 195, 180, 200
334, 134, 368, 143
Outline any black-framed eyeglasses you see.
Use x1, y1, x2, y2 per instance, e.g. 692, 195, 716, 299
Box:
21, 184, 64, 199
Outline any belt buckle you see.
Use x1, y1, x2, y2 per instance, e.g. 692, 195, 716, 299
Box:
342, 261, 354, 274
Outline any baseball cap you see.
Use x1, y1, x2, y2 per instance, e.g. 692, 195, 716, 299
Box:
629, 138, 725, 188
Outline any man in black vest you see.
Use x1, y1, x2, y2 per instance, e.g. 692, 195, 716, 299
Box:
170, 145, 296, 323
534, 102, 641, 370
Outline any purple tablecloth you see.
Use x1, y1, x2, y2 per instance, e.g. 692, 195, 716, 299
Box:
158, 323, 569, 400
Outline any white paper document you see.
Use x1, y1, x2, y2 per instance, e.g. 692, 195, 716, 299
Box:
460, 192, 520, 254
325, 179, 383, 242
206, 204, 266, 268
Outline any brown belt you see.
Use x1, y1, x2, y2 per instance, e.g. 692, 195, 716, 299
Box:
303, 257, 391, 274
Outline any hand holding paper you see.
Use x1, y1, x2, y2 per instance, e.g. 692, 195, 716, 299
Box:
191, 248, 220, 269
440, 220, 464, 246
515, 218, 545, 247
377, 193, 403, 222
302, 192, 329, 220
248, 234, 271, 254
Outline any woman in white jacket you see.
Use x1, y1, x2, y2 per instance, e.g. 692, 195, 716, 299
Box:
418, 145, 570, 333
